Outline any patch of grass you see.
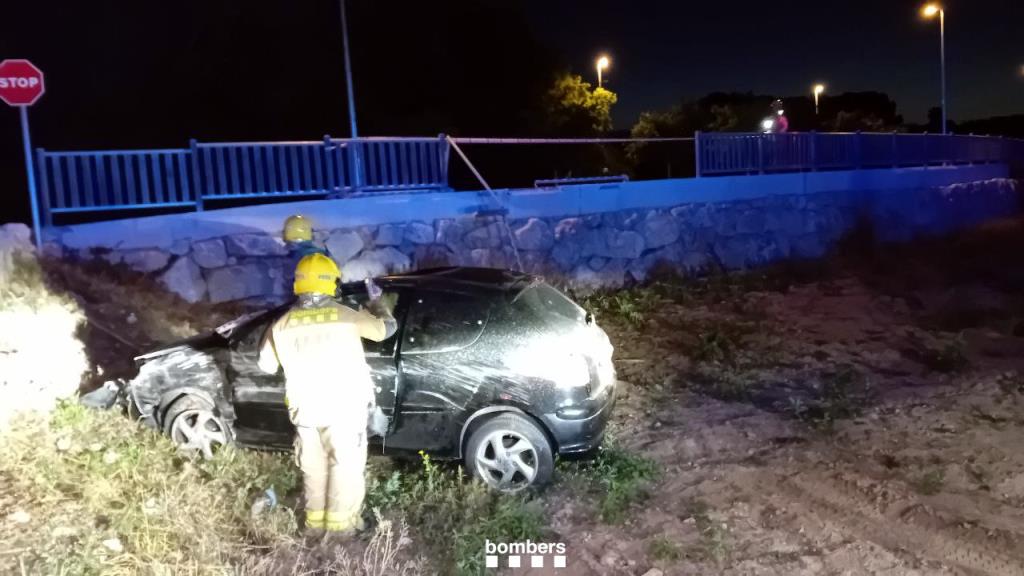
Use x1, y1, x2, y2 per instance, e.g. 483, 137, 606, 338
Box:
685, 499, 730, 563
819, 367, 867, 420
912, 469, 946, 496
582, 288, 661, 329
0, 402, 299, 575
693, 325, 743, 363
790, 366, 871, 432
560, 441, 659, 523
365, 452, 545, 575
1, 252, 70, 309
690, 363, 754, 402
647, 535, 682, 562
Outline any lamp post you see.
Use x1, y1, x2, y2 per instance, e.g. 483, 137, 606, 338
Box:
596, 55, 610, 88
339, 0, 363, 190
813, 84, 825, 116
922, 4, 947, 134
339, 0, 358, 138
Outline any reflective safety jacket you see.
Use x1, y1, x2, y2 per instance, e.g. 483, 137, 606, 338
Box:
257, 294, 396, 427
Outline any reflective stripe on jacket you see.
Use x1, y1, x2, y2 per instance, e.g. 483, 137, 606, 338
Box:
257, 295, 393, 427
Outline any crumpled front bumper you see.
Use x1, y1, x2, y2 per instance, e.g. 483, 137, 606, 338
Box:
542, 378, 616, 455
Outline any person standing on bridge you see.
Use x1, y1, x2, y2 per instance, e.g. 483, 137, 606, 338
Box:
766, 99, 789, 133
257, 253, 397, 536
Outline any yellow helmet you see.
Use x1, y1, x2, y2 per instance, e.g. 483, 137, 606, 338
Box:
283, 214, 313, 243
294, 253, 341, 296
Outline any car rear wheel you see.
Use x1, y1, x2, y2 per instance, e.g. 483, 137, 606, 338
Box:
465, 413, 554, 493
163, 395, 230, 460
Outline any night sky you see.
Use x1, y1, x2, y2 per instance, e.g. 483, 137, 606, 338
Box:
1, 0, 1021, 223
531, 0, 1022, 127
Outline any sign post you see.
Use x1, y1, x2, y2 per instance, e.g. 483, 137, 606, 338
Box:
0, 59, 46, 249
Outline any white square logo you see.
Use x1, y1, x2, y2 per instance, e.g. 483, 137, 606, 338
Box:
531, 555, 545, 567
554, 555, 567, 568
508, 555, 521, 568
485, 555, 498, 568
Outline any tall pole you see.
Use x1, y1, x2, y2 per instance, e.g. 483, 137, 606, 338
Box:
340, 0, 358, 138
19, 106, 41, 250
339, 0, 363, 191
597, 66, 603, 88
939, 9, 947, 134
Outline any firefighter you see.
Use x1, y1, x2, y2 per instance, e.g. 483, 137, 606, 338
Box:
257, 253, 397, 535
283, 214, 331, 259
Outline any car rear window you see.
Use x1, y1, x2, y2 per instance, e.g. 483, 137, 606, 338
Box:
515, 283, 585, 324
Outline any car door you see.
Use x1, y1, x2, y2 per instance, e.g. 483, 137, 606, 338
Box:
340, 287, 409, 446
387, 289, 491, 454
224, 310, 293, 448
227, 289, 408, 447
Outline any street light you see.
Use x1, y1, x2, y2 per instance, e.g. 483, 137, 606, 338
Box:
596, 55, 610, 88
813, 84, 825, 115
921, 3, 947, 134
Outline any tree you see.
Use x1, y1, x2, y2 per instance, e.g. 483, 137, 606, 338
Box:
542, 73, 618, 135
821, 92, 903, 131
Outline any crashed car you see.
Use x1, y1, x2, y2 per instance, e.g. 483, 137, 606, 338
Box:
127, 267, 616, 492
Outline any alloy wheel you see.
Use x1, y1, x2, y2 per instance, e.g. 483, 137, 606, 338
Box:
473, 429, 539, 492
170, 409, 228, 459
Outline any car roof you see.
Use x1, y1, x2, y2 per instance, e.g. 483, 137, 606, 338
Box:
374, 267, 540, 294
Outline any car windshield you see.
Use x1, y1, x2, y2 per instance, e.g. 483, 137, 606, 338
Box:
515, 283, 586, 324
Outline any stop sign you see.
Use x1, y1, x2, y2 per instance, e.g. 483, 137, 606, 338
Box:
0, 59, 45, 106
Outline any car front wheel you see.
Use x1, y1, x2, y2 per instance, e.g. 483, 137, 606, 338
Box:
465, 413, 554, 493
163, 394, 231, 459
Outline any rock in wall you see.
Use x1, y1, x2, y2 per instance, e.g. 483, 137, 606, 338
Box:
52, 178, 1020, 303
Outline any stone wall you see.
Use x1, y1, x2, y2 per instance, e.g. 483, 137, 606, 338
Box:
49, 178, 1020, 304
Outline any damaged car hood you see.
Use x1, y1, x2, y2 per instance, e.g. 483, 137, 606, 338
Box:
134, 331, 225, 364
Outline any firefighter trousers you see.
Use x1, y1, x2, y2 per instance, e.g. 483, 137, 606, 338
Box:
294, 423, 367, 532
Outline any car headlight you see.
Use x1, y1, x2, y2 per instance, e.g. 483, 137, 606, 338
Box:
551, 353, 591, 389
503, 342, 591, 389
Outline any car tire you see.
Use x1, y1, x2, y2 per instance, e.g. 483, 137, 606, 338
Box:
465, 413, 554, 493
162, 394, 231, 460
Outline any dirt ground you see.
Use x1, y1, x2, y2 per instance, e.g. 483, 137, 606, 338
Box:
41, 220, 1024, 575
538, 220, 1024, 576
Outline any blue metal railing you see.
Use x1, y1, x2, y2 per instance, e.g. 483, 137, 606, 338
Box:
33, 132, 1020, 224
35, 136, 450, 224
333, 137, 450, 193
696, 132, 1014, 176
36, 148, 195, 220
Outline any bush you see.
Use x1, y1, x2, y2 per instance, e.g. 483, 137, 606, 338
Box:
560, 441, 659, 523
685, 499, 730, 563
582, 288, 661, 329
0, 253, 88, 431
0, 402, 298, 575
647, 535, 682, 562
